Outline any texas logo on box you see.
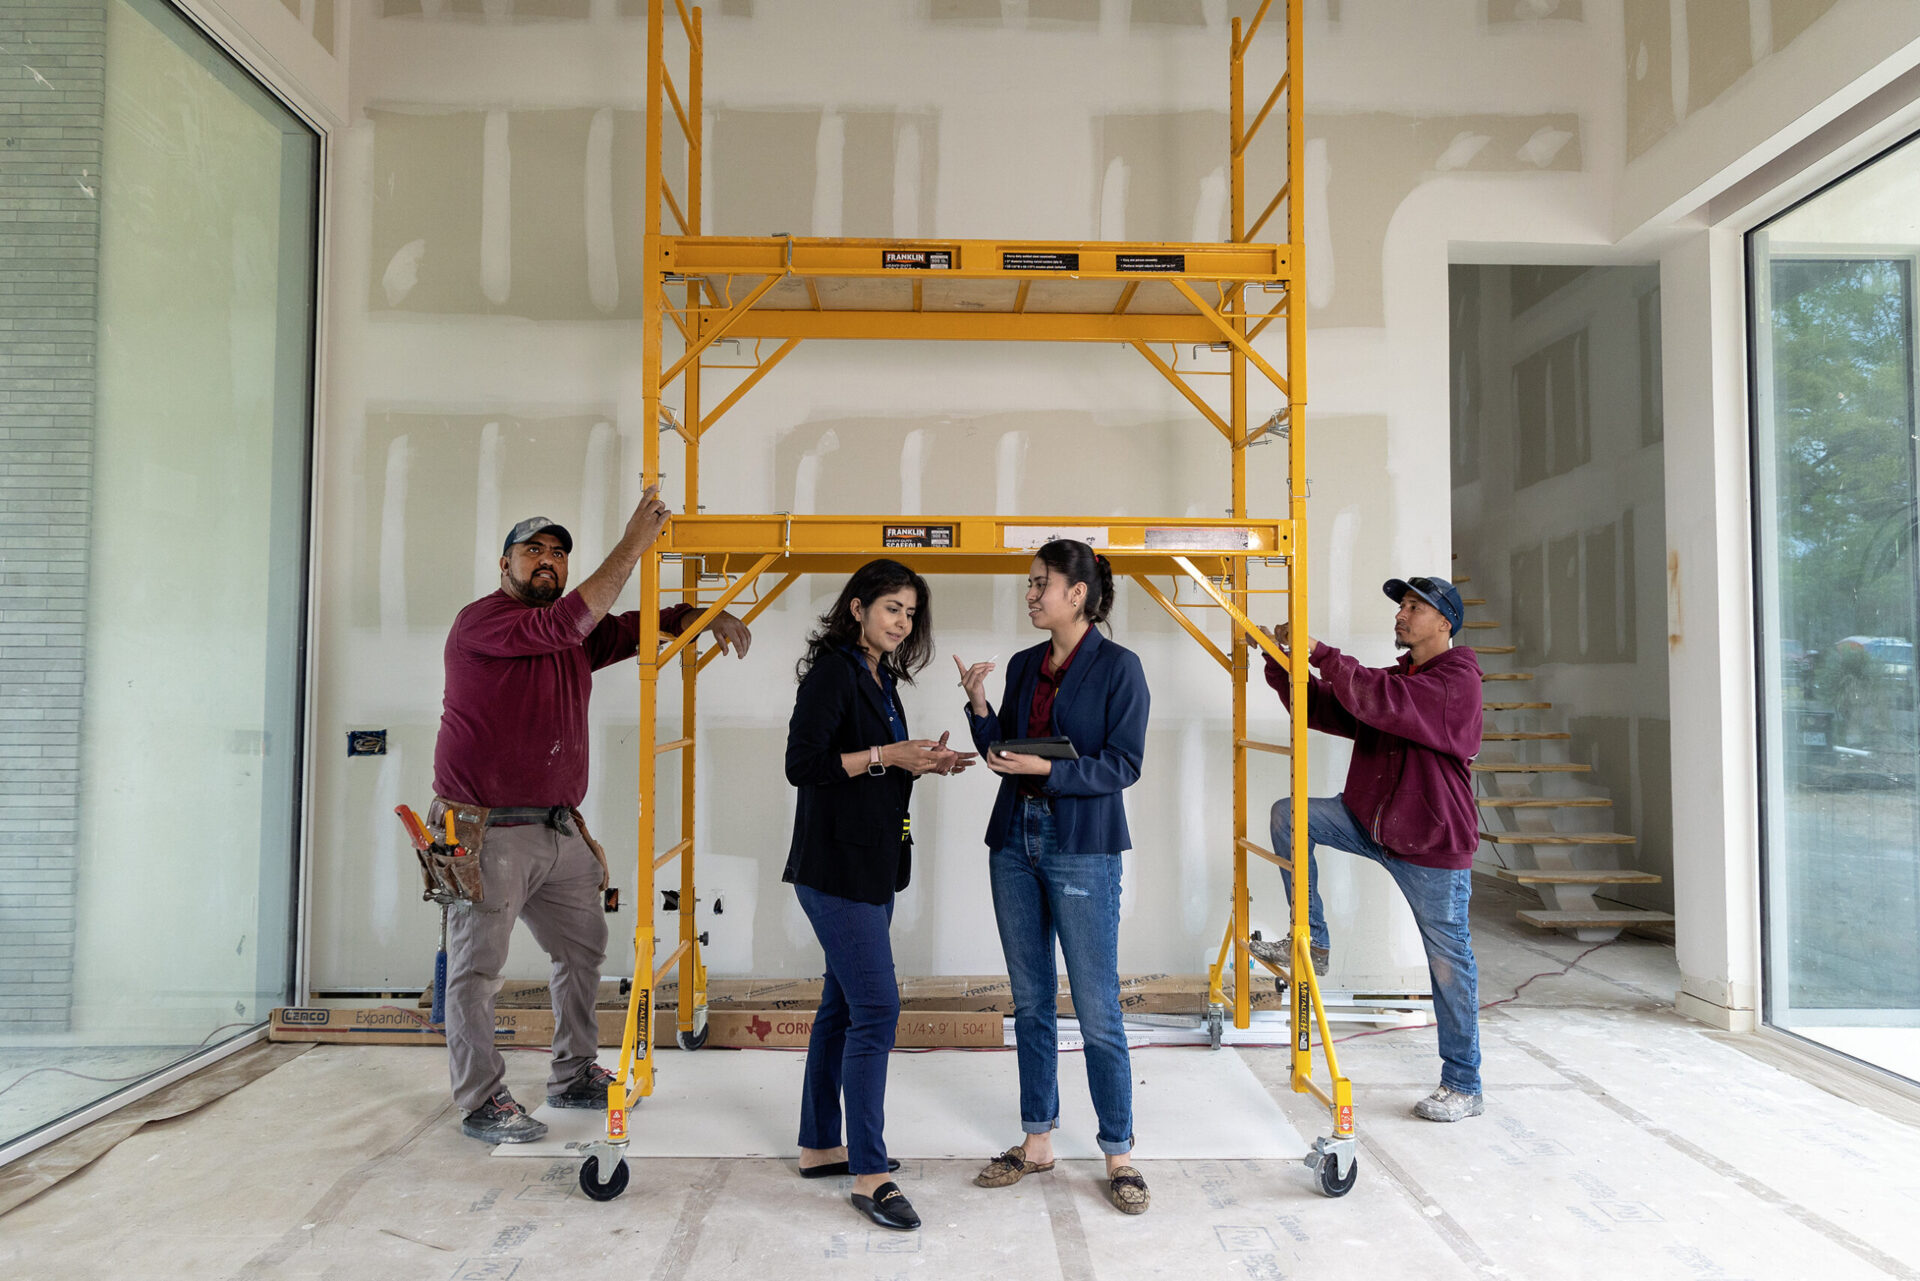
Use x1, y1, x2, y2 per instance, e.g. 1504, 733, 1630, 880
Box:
749, 1014, 773, 1042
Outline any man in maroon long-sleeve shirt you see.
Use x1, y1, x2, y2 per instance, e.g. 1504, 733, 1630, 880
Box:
434, 489, 752, 1144
1252, 575, 1487, 1123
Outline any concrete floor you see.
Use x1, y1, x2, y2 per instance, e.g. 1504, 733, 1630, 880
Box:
5, 897, 1920, 1281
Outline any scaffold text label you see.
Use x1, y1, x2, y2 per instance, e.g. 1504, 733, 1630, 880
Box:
882, 525, 955, 548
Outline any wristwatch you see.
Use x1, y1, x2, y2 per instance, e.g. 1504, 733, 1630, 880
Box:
867, 746, 887, 777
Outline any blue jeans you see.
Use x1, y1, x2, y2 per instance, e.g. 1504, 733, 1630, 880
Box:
1270, 795, 1482, 1096
795, 884, 900, 1175
989, 797, 1134, 1156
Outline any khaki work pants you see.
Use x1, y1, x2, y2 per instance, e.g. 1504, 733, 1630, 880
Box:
444, 818, 608, 1113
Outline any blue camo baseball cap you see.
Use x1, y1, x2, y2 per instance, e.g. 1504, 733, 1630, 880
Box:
503, 516, 572, 557
1384, 575, 1464, 635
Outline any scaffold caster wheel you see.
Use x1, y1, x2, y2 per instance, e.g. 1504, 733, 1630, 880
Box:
1314, 1152, 1357, 1198
579, 1154, 629, 1201
1206, 1005, 1225, 1050
676, 1024, 709, 1051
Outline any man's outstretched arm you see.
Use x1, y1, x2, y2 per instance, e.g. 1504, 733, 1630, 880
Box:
1252, 624, 1361, 740
573, 485, 671, 624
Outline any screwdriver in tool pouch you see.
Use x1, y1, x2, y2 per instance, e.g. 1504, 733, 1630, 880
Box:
396, 804, 432, 851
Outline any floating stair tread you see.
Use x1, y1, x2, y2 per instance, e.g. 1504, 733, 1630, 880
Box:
1476, 796, 1611, 808
1454, 574, 1472, 583
1484, 701, 1552, 710
1463, 598, 1486, 607
1483, 732, 1571, 741
1472, 762, 1591, 773
1465, 621, 1502, 630
1480, 831, 1636, 845
1483, 673, 1534, 682
1518, 910, 1676, 929
1492, 868, 1661, 885
1474, 645, 1518, 655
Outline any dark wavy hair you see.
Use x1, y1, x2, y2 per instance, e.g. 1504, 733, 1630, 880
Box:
1035, 538, 1116, 630
796, 558, 934, 683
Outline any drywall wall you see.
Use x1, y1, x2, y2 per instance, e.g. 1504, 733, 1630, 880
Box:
1658, 226, 1763, 1032
1617, 0, 1920, 234
304, 0, 1636, 993
1450, 264, 1673, 913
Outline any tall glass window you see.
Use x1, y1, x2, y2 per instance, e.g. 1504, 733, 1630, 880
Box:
0, 0, 316, 1153
1752, 136, 1920, 1083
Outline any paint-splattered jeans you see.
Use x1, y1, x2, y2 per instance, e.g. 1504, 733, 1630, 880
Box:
1271, 794, 1483, 1096
989, 797, 1134, 1156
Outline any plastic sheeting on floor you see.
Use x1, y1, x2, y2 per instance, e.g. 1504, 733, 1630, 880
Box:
492, 1044, 1306, 1161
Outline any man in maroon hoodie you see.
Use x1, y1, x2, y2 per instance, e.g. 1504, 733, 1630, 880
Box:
1253, 575, 1485, 1121
433, 488, 752, 1145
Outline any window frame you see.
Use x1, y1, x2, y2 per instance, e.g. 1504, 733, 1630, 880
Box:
1747, 129, 1920, 1053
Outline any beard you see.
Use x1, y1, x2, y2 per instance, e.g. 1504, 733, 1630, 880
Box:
512, 570, 563, 604
1393, 636, 1411, 650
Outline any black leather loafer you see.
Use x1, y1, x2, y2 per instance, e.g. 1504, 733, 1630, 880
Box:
850, 1181, 920, 1231
799, 1157, 900, 1180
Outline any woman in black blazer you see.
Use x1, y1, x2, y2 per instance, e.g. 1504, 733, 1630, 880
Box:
783, 558, 974, 1231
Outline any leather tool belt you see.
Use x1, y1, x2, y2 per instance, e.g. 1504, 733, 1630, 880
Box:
425, 798, 611, 903
417, 797, 488, 906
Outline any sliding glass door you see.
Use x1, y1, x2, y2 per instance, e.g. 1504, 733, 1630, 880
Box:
0, 0, 316, 1153
1752, 136, 1920, 1082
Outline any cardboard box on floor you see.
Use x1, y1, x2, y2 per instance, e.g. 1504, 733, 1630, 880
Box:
269, 1006, 1002, 1049
432, 972, 1240, 1017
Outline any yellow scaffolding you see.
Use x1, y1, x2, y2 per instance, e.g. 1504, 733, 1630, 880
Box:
577, 0, 1356, 1202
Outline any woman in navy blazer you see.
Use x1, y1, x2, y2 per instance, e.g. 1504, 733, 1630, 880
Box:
956, 539, 1152, 1215
784, 559, 974, 1231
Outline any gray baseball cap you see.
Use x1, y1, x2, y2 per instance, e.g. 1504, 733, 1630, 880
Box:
502, 516, 572, 557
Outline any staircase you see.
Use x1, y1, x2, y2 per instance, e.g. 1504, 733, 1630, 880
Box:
1454, 563, 1675, 943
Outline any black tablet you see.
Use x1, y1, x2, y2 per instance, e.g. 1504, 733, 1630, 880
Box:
990, 736, 1080, 760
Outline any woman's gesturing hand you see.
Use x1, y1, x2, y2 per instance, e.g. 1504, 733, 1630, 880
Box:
924, 730, 977, 778
953, 654, 996, 716
884, 736, 971, 777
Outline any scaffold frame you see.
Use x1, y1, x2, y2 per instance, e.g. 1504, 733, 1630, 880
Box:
577, 0, 1356, 1203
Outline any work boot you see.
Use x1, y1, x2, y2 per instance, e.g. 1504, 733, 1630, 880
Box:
461, 1090, 549, 1143
548, 1063, 617, 1110
1249, 933, 1330, 977
1412, 1085, 1485, 1122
